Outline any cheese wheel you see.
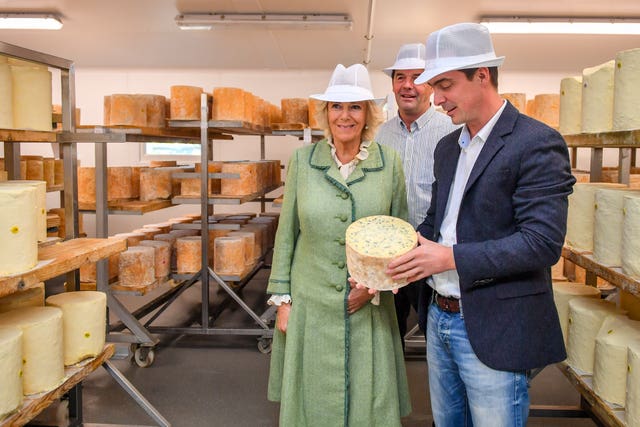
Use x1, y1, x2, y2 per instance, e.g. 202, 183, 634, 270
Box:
11, 65, 52, 131
154, 233, 178, 270
243, 91, 256, 124
566, 182, 627, 251
176, 236, 202, 274
141, 94, 166, 128
622, 290, 640, 321
139, 167, 174, 201
54, 159, 64, 186
581, 60, 615, 133
525, 99, 535, 116
500, 93, 526, 113
107, 166, 135, 200
627, 340, 640, 426
207, 229, 230, 264
195, 161, 223, 194
559, 76, 583, 135
622, 195, 640, 279
139, 240, 171, 278
346, 215, 418, 291
593, 188, 640, 266
0, 185, 38, 275
531, 94, 559, 128
248, 217, 277, 248
0, 327, 22, 417
593, 315, 640, 405
226, 231, 256, 266
0, 283, 45, 314
281, 98, 309, 124
269, 103, 282, 125
0, 180, 47, 242
307, 98, 322, 128
118, 246, 155, 287
109, 94, 147, 127
0, 57, 13, 129
613, 48, 640, 131
103, 95, 111, 125
42, 157, 55, 189
78, 167, 96, 204
552, 281, 600, 345
221, 162, 259, 195
0, 307, 64, 395
45, 291, 107, 366
170, 85, 203, 120
240, 225, 265, 259
0, 170, 6, 181
22, 155, 43, 181
212, 87, 245, 121
79, 252, 119, 282
566, 298, 625, 373
214, 236, 246, 276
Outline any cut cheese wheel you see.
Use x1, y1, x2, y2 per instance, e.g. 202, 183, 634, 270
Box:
0, 57, 13, 129
0, 327, 22, 418
500, 93, 526, 113
0, 180, 47, 242
345, 215, 417, 291
566, 298, 625, 373
139, 167, 174, 201
118, 246, 155, 287
593, 188, 640, 266
0, 307, 64, 395
593, 315, 640, 405
139, 240, 171, 278
622, 195, 640, 279
582, 60, 615, 133
109, 94, 147, 127
0, 283, 44, 314
212, 87, 245, 121
281, 98, 309, 124
214, 236, 246, 276
552, 281, 601, 345
613, 48, 640, 131
0, 185, 38, 275
45, 291, 106, 366
559, 76, 583, 135
11, 65, 52, 131
170, 85, 203, 120
566, 182, 627, 251
627, 340, 640, 426
531, 94, 559, 128
22, 155, 43, 181
176, 236, 202, 274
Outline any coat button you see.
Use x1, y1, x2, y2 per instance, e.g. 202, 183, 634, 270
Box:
337, 261, 345, 269
335, 238, 345, 245
335, 284, 344, 292
340, 214, 348, 222
340, 193, 349, 200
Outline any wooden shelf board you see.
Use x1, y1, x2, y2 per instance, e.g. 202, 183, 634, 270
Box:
167, 119, 270, 135
0, 129, 57, 143
0, 344, 115, 427
46, 184, 63, 193
564, 129, 640, 148
79, 199, 173, 215
270, 122, 308, 131
173, 184, 282, 206
58, 126, 232, 143
110, 277, 167, 296
0, 238, 126, 298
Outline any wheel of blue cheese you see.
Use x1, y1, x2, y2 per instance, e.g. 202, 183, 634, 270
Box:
345, 215, 417, 291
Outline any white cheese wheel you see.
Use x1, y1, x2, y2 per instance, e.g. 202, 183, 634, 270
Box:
552, 281, 600, 345
11, 65, 52, 131
613, 48, 640, 131
559, 76, 582, 135
45, 291, 106, 366
593, 315, 640, 405
0, 180, 47, 242
0, 327, 22, 418
622, 195, 640, 279
176, 236, 202, 274
0, 307, 64, 395
139, 240, 171, 278
581, 60, 615, 133
566, 182, 627, 251
0, 283, 44, 314
627, 340, 640, 426
0, 57, 13, 129
594, 188, 640, 266
0, 185, 38, 276
566, 298, 625, 374
345, 215, 417, 291
118, 246, 155, 287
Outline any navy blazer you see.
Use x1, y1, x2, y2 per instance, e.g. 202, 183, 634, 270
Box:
417, 102, 575, 371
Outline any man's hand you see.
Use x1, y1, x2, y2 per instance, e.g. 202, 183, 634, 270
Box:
276, 303, 291, 333
386, 232, 456, 283
347, 279, 375, 314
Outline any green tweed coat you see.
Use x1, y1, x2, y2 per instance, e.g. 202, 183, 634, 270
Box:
267, 139, 411, 427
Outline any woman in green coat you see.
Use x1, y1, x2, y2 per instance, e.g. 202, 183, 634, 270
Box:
267, 63, 411, 427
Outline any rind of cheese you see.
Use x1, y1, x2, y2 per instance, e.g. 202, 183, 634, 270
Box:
11, 65, 52, 131
141, 94, 167, 128
45, 291, 106, 366
0, 185, 38, 276
107, 166, 134, 200
118, 246, 155, 287
139, 240, 171, 278
214, 236, 246, 276
176, 236, 202, 274
139, 167, 174, 201
0, 180, 47, 242
42, 157, 55, 189
221, 162, 259, 196
54, 159, 64, 186
622, 290, 640, 321
613, 48, 640, 131
594, 188, 640, 266
0, 283, 44, 314
78, 167, 96, 204
281, 98, 309, 124
622, 195, 640, 279
559, 76, 583, 135
627, 340, 640, 426
345, 215, 417, 291
581, 60, 615, 133
269, 103, 282, 125
0, 58, 13, 129
212, 87, 245, 121
227, 231, 256, 266
552, 281, 600, 345
170, 85, 203, 120
500, 93, 526, 113
0, 327, 22, 418
243, 91, 255, 124
22, 155, 43, 181
593, 315, 640, 406
0, 306, 64, 395
109, 94, 147, 127
531, 94, 559, 128
154, 233, 178, 270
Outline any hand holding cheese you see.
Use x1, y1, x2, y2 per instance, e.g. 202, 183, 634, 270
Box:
386, 233, 456, 283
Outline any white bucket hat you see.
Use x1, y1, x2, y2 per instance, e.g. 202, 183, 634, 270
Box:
415, 23, 505, 85
310, 63, 385, 103
383, 43, 426, 77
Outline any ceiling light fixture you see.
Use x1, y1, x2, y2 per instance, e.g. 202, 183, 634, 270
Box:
479, 16, 640, 35
0, 13, 63, 30
176, 13, 352, 30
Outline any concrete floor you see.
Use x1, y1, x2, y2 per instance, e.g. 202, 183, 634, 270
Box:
37, 269, 597, 427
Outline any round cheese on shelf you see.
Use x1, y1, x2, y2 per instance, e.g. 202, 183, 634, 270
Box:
0, 327, 22, 418
45, 291, 106, 366
214, 236, 246, 276
0, 283, 45, 314
0, 180, 47, 242
622, 195, 640, 279
139, 240, 171, 278
345, 215, 417, 291
593, 315, 640, 406
0, 185, 38, 276
170, 85, 203, 120
227, 231, 256, 266
581, 60, 615, 133
11, 65, 52, 131
500, 93, 526, 113
559, 76, 582, 135
627, 340, 640, 426
613, 48, 640, 131
552, 281, 600, 345
594, 188, 640, 266
176, 236, 202, 274
140, 94, 167, 128
118, 246, 155, 287
212, 87, 245, 121
0, 306, 64, 395
281, 98, 309, 124
531, 94, 559, 128
109, 94, 147, 127
566, 298, 625, 374
0, 57, 13, 129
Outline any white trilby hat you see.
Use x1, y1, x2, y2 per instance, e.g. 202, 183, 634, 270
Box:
310, 63, 385, 103
383, 43, 426, 77
415, 23, 505, 85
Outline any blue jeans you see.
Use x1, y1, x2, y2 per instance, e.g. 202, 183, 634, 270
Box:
427, 302, 529, 427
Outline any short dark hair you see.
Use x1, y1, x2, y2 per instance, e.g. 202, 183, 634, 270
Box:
461, 67, 499, 89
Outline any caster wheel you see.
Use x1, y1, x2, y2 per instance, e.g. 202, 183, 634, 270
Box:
132, 346, 155, 367
257, 338, 272, 354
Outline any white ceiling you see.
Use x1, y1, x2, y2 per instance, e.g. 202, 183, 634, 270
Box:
0, 0, 639, 72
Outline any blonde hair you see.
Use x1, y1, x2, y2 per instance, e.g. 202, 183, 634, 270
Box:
311, 99, 384, 142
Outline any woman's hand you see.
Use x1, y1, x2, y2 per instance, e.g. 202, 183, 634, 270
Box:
347, 278, 376, 314
276, 303, 291, 333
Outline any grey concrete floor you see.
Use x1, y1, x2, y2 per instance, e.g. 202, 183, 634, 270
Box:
38, 269, 596, 427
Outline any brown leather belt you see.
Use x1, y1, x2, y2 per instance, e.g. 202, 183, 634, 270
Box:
434, 292, 460, 313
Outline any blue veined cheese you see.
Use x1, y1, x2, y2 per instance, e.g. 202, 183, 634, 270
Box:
345, 215, 417, 291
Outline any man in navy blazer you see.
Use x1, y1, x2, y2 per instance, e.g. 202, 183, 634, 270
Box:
387, 23, 576, 426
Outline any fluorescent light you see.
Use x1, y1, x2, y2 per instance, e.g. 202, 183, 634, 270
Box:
176, 13, 352, 30
0, 13, 63, 30
479, 16, 640, 35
